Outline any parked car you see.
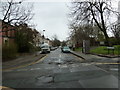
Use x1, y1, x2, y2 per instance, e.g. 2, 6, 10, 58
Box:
41, 43, 50, 53
61, 46, 71, 53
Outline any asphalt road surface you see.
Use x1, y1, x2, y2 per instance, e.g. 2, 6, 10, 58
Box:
2, 48, 119, 88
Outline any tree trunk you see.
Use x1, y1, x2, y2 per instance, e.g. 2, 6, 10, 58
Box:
103, 30, 109, 46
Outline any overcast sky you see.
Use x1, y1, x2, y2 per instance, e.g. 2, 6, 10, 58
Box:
30, 2, 70, 41
1, 0, 119, 41
29, 0, 119, 41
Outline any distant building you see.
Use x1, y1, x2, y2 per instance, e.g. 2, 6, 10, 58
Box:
33, 31, 52, 47
44, 38, 52, 46
66, 40, 73, 47
33, 30, 42, 47
0, 20, 16, 45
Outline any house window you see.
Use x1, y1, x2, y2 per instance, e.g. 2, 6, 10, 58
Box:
5, 40, 8, 43
4, 38, 8, 44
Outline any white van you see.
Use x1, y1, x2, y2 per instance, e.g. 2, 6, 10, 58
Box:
40, 43, 50, 53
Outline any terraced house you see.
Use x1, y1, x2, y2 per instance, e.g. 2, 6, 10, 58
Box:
0, 20, 16, 45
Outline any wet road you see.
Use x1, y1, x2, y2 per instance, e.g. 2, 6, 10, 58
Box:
2, 48, 119, 88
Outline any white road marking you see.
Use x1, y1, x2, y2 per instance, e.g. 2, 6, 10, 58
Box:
59, 64, 68, 68
30, 68, 41, 70
58, 65, 61, 67
58, 54, 62, 63
17, 68, 41, 71
110, 68, 118, 71
71, 64, 80, 67
17, 69, 28, 71
45, 67, 55, 69
59, 54, 62, 58
81, 63, 92, 66
58, 59, 61, 63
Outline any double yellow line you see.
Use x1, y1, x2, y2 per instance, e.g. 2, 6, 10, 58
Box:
0, 86, 14, 90
94, 62, 120, 65
2, 55, 47, 71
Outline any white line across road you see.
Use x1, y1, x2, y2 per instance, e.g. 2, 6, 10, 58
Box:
30, 68, 41, 71
110, 68, 118, 71
58, 54, 62, 63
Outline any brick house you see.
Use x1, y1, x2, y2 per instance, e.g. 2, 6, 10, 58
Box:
0, 20, 16, 45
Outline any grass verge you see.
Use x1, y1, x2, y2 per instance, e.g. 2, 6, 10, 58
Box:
90, 45, 120, 55
75, 47, 82, 52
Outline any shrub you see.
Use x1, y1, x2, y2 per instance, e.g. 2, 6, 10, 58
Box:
28, 43, 37, 53
114, 45, 120, 55
2, 43, 18, 61
109, 38, 119, 46
90, 46, 108, 54
114, 45, 120, 49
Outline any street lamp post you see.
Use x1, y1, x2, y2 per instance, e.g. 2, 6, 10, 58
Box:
43, 30, 45, 36
43, 30, 45, 44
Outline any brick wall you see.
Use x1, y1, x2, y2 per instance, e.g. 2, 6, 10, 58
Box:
0, 20, 16, 45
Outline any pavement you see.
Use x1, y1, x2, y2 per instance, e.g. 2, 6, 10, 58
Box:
70, 50, 119, 78
70, 50, 119, 63
2, 48, 119, 89
2, 51, 46, 70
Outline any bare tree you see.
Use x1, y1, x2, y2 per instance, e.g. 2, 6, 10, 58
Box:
69, 0, 117, 45
110, 22, 120, 41
69, 23, 96, 47
51, 34, 61, 47
0, 0, 34, 25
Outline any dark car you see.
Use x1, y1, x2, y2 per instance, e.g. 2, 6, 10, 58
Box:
61, 46, 71, 53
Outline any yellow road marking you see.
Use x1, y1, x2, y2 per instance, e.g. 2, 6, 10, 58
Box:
2, 55, 47, 71
94, 62, 120, 65
0, 86, 14, 90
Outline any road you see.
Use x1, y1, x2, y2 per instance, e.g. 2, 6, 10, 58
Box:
2, 48, 119, 88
